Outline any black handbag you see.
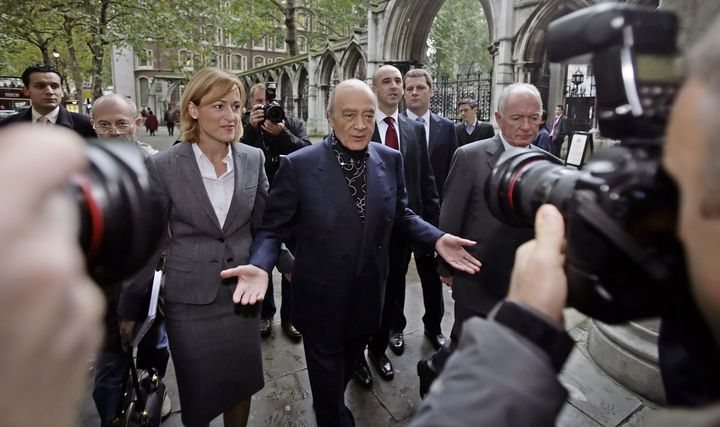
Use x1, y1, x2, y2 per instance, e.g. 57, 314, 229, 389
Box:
113, 270, 167, 427
113, 351, 167, 427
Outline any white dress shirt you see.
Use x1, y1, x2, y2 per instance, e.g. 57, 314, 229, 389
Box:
192, 143, 235, 228
31, 106, 60, 124
375, 109, 401, 149
404, 109, 431, 147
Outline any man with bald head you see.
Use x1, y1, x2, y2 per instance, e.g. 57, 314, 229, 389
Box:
90, 93, 171, 426
226, 79, 481, 426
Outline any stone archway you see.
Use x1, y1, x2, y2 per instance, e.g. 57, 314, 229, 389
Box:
280, 71, 293, 115
341, 42, 366, 81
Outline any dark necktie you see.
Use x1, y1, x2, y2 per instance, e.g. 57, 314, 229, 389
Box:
384, 116, 398, 150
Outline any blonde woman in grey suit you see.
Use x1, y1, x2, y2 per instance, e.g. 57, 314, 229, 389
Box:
120, 67, 268, 427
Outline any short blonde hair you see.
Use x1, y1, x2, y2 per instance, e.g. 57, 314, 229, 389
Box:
180, 67, 246, 143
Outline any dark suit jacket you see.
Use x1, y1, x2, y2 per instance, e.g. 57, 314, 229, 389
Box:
438, 135, 534, 314
402, 111, 458, 201
118, 142, 268, 319
372, 114, 440, 226
242, 114, 311, 185
0, 106, 96, 138
248, 137, 443, 344
455, 121, 495, 146
550, 115, 569, 146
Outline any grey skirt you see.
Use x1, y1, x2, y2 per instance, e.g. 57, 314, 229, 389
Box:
164, 281, 264, 426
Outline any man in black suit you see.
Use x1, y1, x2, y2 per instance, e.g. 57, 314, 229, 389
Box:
456, 98, 494, 146
242, 82, 311, 341
397, 68, 460, 352
417, 83, 541, 397
0, 64, 95, 138
352, 65, 440, 387
223, 79, 480, 427
549, 104, 569, 157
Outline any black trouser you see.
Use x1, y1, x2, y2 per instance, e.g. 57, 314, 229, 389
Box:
260, 273, 293, 323
368, 234, 411, 357
303, 335, 368, 427
408, 253, 445, 335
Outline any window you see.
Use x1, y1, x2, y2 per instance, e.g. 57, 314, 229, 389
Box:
216, 28, 223, 45
298, 36, 307, 53
254, 36, 265, 49
230, 54, 246, 71
138, 77, 149, 106
137, 49, 153, 68
253, 56, 265, 68
297, 13, 308, 31
274, 32, 286, 51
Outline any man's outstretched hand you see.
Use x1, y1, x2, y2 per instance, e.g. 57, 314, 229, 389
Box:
435, 234, 482, 275
220, 265, 269, 305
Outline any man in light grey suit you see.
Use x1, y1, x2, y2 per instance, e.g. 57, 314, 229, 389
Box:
417, 83, 542, 396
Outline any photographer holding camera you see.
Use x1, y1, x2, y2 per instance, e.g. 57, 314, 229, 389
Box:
411, 8, 720, 427
242, 82, 311, 340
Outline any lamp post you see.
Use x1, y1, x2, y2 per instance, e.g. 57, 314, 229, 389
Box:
571, 68, 585, 97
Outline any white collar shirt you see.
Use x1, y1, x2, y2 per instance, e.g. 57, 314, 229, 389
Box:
404, 109, 431, 147
191, 143, 235, 228
32, 106, 60, 124
375, 109, 401, 150
499, 132, 532, 154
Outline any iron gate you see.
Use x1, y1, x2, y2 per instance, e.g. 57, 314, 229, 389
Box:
430, 73, 492, 122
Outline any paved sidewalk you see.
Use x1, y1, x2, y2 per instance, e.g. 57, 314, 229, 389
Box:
78, 125, 662, 426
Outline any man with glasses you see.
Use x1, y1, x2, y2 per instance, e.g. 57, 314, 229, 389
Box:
0, 64, 95, 137
417, 83, 541, 397
89, 93, 171, 426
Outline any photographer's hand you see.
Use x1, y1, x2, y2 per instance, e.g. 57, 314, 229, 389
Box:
0, 125, 104, 427
262, 119, 285, 136
248, 104, 265, 129
507, 204, 567, 325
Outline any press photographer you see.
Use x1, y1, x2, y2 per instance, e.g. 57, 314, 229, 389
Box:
412, 4, 720, 426
242, 82, 311, 339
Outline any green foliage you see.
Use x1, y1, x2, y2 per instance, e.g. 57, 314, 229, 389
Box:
427, 0, 492, 79
0, 0, 366, 98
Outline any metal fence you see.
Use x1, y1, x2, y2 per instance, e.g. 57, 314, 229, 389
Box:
430, 73, 493, 122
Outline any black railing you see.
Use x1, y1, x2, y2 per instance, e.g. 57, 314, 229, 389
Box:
430, 73, 492, 122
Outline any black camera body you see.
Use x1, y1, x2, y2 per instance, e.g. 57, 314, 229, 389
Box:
262, 82, 285, 124
487, 4, 692, 323
72, 140, 163, 284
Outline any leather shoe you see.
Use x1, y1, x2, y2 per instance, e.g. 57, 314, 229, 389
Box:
424, 329, 447, 350
368, 352, 394, 381
388, 332, 405, 355
281, 322, 302, 341
259, 319, 272, 337
417, 357, 439, 399
352, 356, 373, 388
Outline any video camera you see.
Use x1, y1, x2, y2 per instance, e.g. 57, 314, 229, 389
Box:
486, 3, 690, 323
261, 82, 285, 124
72, 141, 163, 284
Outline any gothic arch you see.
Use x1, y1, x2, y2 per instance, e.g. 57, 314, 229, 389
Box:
378, 0, 494, 65
340, 42, 366, 81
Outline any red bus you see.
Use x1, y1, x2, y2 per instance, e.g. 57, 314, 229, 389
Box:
0, 76, 31, 116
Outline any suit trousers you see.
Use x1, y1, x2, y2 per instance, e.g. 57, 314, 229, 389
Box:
369, 234, 411, 357
402, 253, 445, 334
303, 335, 368, 427
260, 273, 292, 323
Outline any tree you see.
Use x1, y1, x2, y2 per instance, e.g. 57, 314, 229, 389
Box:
427, 0, 492, 79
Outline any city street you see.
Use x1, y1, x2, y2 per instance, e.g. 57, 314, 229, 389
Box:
77, 125, 661, 426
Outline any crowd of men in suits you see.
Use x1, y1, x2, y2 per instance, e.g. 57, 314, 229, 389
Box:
0, 62, 547, 427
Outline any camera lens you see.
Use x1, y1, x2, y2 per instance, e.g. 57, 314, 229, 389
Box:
264, 103, 285, 123
486, 150, 581, 226
70, 140, 162, 284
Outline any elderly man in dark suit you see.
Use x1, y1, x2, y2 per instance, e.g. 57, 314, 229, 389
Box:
416, 83, 542, 397
349, 65, 440, 387
455, 98, 495, 146
0, 64, 95, 138
223, 79, 480, 427
397, 68, 460, 352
